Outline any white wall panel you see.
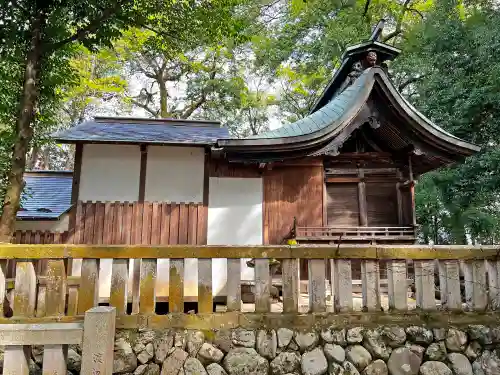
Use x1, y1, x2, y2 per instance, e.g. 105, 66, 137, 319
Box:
145, 146, 204, 203
207, 177, 263, 296
79, 144, 140, 202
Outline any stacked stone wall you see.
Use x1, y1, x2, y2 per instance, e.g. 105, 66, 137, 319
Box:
2, 324, 499, 375
104, 325, 499, 375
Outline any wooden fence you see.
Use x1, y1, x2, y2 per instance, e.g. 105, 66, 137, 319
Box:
13, 230, 69, 244
13, 200, 206, 246
0, 245, 500, 329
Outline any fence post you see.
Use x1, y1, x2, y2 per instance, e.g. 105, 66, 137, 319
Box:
81, 306, 116, 375
3, 261, 37, 375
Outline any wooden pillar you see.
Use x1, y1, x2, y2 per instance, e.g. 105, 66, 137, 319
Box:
357, 167, 367, 226
69, 143, 83, 231
408, 156, 417, 227
396, 171, 403, 225
138, 144, 148, 203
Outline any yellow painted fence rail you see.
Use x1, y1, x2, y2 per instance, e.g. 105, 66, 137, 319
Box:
0, 245, 499, 330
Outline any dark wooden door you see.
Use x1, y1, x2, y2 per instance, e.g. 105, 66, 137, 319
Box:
326, 183, 359, 226
366, 182, 398, 226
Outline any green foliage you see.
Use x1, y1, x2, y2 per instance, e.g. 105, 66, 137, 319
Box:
394, 0, 500, 244
252, 0, 429, 118
0, 0, 252, 237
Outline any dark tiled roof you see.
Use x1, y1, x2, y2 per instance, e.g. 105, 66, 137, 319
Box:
52, 117, 229, 145
18, 171, 73, 220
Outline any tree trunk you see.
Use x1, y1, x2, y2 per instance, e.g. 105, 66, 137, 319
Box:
158, 77, 168, 118
26, 144, 40, 170
0, 12, 45, 243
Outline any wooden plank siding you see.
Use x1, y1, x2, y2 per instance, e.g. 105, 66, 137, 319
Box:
263, 165, 324, 245
262, 164, 324, 282
14, 201, 208, 246
209, 159, 262, 178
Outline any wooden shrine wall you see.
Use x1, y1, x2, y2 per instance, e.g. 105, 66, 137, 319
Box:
263, 163, 324, 244
209, 159, 262, 178
71, 201, 206, 245
14, 201, 207, 246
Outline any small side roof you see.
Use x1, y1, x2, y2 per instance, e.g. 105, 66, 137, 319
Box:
53, 117, 229, 145
18, 171, 73, 220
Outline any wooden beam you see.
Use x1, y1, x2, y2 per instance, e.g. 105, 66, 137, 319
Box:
358, 168, 368, 226
69, 143, 83, 231
203, 150, 210, 207
326, 176, 400, 183
0, 244, 499, 260
322, 167, 327, 226
138, 145, 148, 203
396, 170, 403, 226
326, 177, 361, 183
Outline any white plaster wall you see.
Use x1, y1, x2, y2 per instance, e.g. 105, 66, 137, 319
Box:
79, 144, 141, 202
15, 214, 70, 232
145, 146, 205, 299
145, 146, 204, 203
207, 177, 263, 297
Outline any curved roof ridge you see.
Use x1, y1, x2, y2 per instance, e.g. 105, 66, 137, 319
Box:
245, 68, 375, 141
216, 67, 479, 158
372, 70, 479, 152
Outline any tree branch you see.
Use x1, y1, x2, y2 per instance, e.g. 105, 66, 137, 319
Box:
398, 75, 425, 91
381, 0, 412, 43
45, 1, 128, 53
130, 98, 159, 118
362, 0, 372, 17
408, 8, 424, 19
180, 59, 217, 119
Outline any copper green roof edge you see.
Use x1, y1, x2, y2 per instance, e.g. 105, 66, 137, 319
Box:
247, 71, 371, 140
375, 72, 480, 153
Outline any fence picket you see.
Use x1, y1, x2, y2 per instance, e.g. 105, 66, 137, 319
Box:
140, 259, 157, 314
77, 259, 99, 314
439, 260, 461, 310
415, 260, 435, 310
334, 259, 352, 312
45, 259, 67, 316
361, 260, 380, 312
486, 260, 500, 310
255, 259, 270, 313
5, 261, 37, 375
282, 259, 299, 313
227, 259, 241, 312
309, 259, 326, 312
198, 259, 213, 313
42, 345, 68, 375
463, 260, 487, 311
169, 259, 184, 313
13, 261, 37, 317
3, 345, 31, 375
387, 260, 407, 311
110, 259, 129, 314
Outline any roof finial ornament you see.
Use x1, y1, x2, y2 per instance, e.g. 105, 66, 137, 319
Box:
337, 19, 388, 94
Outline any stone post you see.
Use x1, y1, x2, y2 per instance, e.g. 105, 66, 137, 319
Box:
80, 306, 116, 375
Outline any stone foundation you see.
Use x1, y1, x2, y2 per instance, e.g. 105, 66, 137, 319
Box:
107, 325, 500, 375
1, 324, 499, 375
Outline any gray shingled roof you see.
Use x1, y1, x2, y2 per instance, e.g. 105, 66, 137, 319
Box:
18, 171, 73, 220
53, 117, 229, 145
